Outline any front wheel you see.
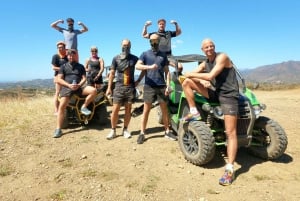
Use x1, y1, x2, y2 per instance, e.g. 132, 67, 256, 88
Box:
248, 116, 288, 160
178, 121, 215, 166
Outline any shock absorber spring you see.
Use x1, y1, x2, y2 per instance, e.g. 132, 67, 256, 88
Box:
206, 114, 213, 127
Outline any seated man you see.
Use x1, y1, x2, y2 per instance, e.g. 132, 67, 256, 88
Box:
53, 49, 97, 138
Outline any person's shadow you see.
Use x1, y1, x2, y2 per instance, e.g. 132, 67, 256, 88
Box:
203, 146, 293, 179
131, 126, 165, 142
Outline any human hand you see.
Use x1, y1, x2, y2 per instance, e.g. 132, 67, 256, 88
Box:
78, 21, 83, 25
170, 20, 177, 25
149, 64, 158, 70
106, 88, 111, 96
59, 19, 64, 23
145, 20, 152, 26
200, 80, 211, 88
70, 83, 79, 91
93, 75, 100, 82
165, 86, 173, 96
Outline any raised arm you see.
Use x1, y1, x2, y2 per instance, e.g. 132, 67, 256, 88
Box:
50, 19, 64, 31
170, 20, 182, 36
78, 21, 88, 33
142, 21, 152, 38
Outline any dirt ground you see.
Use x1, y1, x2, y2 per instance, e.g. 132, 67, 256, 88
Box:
0, 88, 300, 201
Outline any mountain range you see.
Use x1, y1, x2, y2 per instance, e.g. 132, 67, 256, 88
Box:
241, 60, 300, 83
0, 60, 299, 89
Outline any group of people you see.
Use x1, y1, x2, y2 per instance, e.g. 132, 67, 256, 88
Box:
50, 17, 240, 186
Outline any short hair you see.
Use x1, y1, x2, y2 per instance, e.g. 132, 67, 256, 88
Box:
157, 19, 166, 24
121, 39, 131, 47
56, 41, 65, 47
90, 46, 98, 51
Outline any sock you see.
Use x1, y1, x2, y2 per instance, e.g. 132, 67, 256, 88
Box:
190, 107, 199, 115
225, 163, 234, 172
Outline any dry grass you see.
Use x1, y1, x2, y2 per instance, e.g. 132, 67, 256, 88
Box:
0, 96, 53, 134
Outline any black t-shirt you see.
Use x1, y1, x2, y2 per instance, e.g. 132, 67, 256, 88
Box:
51, 54, 68, 76
59, 62, 86, 84
111, 54, 138, 87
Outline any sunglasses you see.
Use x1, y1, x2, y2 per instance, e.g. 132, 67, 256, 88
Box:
91, 50, 98, 53
57, 46, 65, 49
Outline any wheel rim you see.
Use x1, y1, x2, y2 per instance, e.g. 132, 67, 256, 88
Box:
182, 130, 199, 155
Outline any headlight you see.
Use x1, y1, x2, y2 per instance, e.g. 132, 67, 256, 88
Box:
253, 105, 263, 118
213, 106, 224, 119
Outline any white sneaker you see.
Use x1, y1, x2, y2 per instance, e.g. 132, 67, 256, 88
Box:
106, 130, 116, 140
123, 129, 131, 139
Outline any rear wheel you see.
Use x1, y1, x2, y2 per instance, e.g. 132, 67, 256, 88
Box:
178, 121, 215, 166
248, 116, 288, 160
92, 104, 109, 125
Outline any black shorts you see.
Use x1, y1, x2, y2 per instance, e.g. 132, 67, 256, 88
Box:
113, 85, 135, 104
60, 86, 83, 97
143, 85, 168, 103
208, 89, 239, 115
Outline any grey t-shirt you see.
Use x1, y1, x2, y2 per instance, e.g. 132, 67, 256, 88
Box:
60, 29, 82, 50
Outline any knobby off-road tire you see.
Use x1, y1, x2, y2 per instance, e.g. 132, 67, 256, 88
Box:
249, 116, 288, 160
178, 121, 215, 166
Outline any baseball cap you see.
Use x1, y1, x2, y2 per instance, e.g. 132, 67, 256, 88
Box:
66, 18, 74, 23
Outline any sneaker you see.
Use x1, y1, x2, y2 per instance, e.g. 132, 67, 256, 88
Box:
106, 130, 116, 140
123, 129, 131, 139
219, 169, 235, 186
137, 134, 145, 144
181, 113, 201, 122
165, 131, 177, 141
53, 129, 62, 138
81, 107, 91, 116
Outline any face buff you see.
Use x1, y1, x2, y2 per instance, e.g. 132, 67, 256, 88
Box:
68, 24, 74, 32
120, 46, 130, 59
150, 39, 160, 52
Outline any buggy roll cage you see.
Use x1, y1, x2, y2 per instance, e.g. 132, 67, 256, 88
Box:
169, 54, 246, 92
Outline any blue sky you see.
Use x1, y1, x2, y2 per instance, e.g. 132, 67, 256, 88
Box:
1, 0, 299, 82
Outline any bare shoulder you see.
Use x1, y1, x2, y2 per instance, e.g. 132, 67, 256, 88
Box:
216, 53, 231, 66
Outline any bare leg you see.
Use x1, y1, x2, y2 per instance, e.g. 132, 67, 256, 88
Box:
159, 101, 169, 131
123, 102, 132, 128
141, 102, 152, 133
54, 79, 61, 113
81, 86, 97, 108
182, 78, 209, 108
56, 97, 69, 129
224, 114, 238, 165
111, 103, 121, 129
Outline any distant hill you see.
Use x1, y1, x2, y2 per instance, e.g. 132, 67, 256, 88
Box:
1, 60, 300, 89
0, 79, 54, 89
241, 60, 300, 83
